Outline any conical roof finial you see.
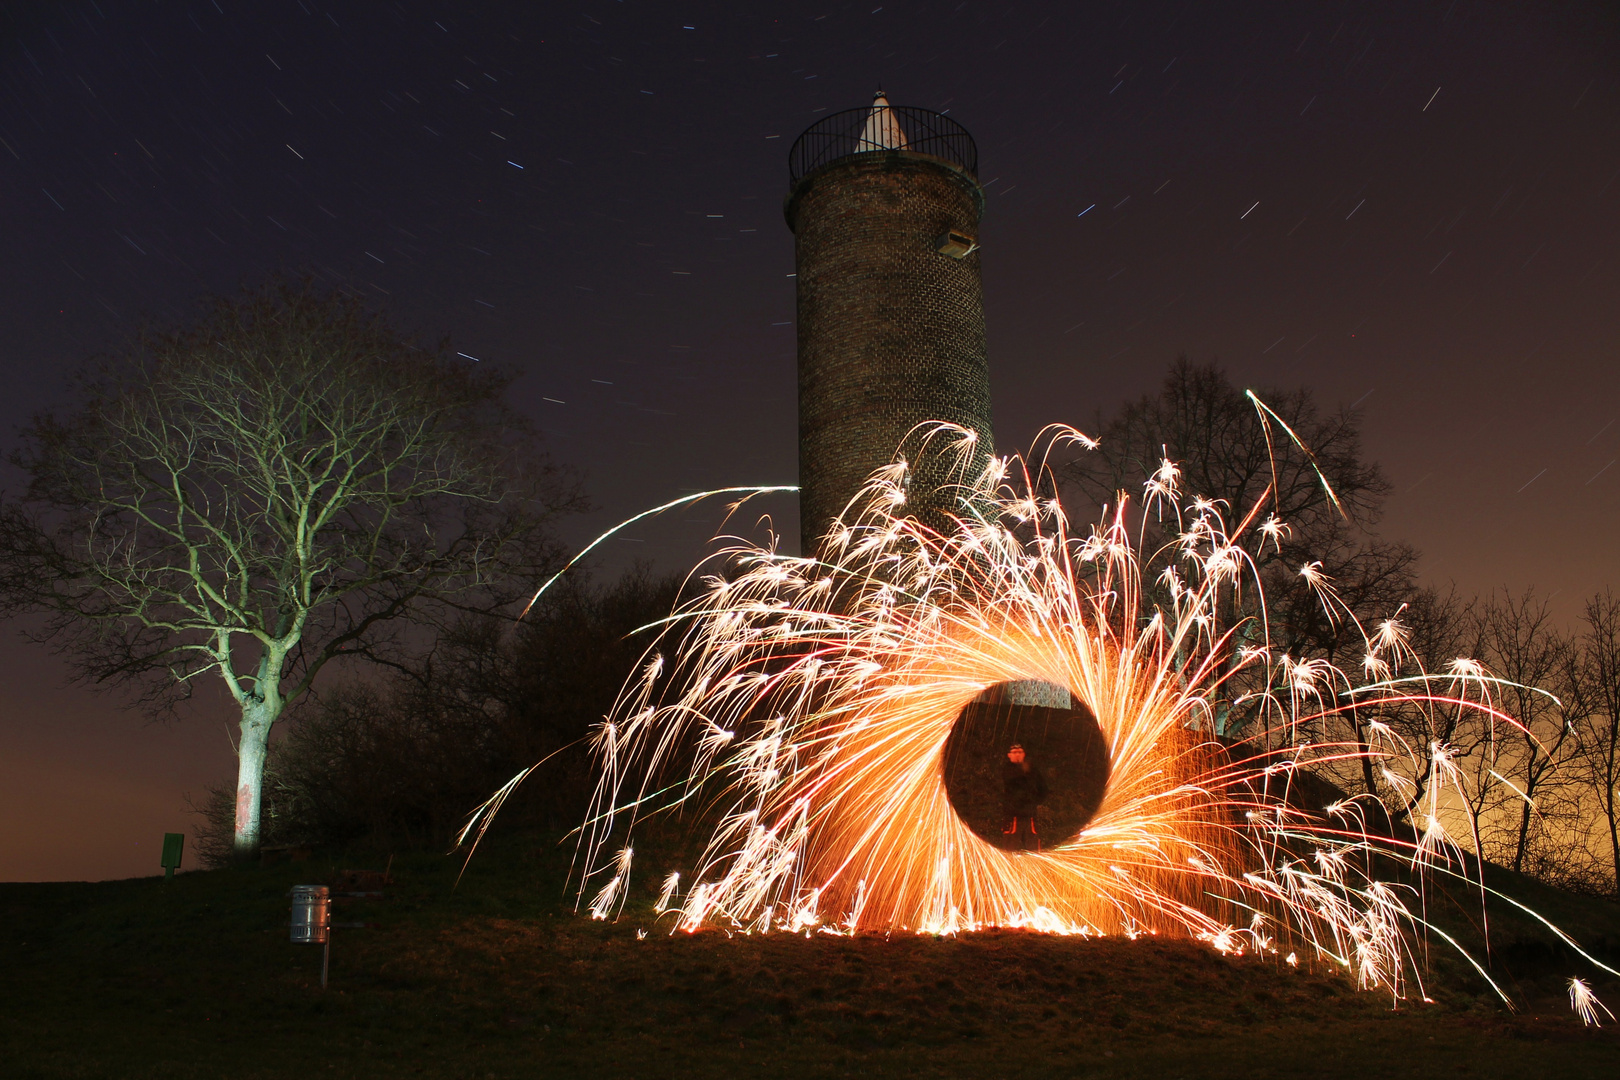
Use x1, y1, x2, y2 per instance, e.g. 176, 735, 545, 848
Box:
858, 89, 908, 152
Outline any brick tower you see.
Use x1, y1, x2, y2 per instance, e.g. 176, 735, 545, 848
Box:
786, 92, 993, 556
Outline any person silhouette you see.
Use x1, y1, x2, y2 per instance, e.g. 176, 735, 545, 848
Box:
1001, 743, 1047, 851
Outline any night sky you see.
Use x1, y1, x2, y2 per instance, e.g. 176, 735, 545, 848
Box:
1, 1, 1615, 880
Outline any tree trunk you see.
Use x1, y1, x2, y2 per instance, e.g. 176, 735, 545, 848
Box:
232, 697, 281, 861
1513, 798, 1531, 875
1353, 719, 1380, 803
1608, 811, 1619, 899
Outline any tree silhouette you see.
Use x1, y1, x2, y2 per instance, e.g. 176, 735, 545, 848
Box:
1577, 591, 1620, 894
1063, 360, 1418, 741
0, 282, 581, 858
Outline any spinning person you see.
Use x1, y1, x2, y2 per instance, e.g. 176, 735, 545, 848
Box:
1001, 743, 1047, 851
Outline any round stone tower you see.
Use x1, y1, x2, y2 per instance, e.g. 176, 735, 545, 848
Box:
786, 92, 993, 556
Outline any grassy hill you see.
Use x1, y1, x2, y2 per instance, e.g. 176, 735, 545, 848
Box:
3, 829, 1618, 1079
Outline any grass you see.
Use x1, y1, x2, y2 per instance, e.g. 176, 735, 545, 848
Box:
3, 828, 1619, 1079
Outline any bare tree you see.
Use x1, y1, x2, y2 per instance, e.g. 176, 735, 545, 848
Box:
1576, 590, 1620, 894
1471, 591, 1584, 876
1064, 360, 1419, 740
1337, 586, 1486, 830
0, 283, 581, 859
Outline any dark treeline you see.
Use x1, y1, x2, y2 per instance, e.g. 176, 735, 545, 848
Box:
1067, 361, 1620, 896
194, 568, 682, 865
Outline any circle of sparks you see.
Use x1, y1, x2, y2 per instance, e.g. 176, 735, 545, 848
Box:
467, 423, 1619, 1009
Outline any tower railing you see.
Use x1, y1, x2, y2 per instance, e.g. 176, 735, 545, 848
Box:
788, 105, 978, 185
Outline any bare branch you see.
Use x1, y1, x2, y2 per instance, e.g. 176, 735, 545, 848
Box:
0, 279, 584, 855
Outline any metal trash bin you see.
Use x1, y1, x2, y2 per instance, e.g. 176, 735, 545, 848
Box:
290, 885, 330, 944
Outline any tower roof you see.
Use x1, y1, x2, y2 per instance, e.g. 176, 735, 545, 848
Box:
787, 96, 977, 185
857, 90, 910, 152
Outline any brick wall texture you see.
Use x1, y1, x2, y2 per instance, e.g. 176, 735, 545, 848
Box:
786, 150, 993, 556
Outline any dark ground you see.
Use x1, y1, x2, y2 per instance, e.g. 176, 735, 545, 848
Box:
4, 829, 1618, 1079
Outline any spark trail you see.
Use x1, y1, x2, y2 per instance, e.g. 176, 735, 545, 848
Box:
467, 422, 1615, 1014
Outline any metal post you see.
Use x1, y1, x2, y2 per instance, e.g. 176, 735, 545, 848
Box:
290, 885, 332, 989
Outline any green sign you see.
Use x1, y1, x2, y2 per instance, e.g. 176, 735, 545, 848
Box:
160, 833, 184, 878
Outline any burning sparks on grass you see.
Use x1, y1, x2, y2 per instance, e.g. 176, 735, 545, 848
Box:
465, 420, 1617, 1009
587, 845, 634, 921
654, 871, 682, 914
1568, 978, 1614, 1027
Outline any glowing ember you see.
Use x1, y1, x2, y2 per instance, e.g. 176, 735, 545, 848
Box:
1569, 978, 1614, 1027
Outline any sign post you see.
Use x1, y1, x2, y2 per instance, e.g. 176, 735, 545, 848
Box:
290, 885, 332, 989
160, 833, 184, 880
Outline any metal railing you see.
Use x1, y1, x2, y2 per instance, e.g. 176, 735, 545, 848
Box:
788, 105, 977, 185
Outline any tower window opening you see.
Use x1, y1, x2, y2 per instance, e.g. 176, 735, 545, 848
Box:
935, 231, 978, 259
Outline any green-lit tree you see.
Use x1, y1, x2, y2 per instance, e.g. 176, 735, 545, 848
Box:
0, 282, 581, 859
